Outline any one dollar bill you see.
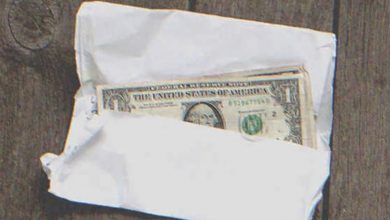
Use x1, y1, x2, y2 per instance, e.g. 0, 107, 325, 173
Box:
97, 67, 317, 148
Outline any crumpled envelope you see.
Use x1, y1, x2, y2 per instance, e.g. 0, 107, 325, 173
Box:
41, 2, 336, 220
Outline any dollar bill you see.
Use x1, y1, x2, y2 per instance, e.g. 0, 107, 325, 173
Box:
96, 67, 316, 148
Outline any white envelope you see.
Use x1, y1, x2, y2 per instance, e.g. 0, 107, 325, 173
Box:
41, 2, 336, 220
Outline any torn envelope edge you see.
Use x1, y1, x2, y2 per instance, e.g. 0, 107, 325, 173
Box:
41, 109, 331, 220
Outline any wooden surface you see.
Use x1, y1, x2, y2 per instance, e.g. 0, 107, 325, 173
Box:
329, 0, 390, 219
0, 0, 388, 220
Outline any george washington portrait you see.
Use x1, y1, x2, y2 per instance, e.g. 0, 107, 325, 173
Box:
183, 102, 224, 129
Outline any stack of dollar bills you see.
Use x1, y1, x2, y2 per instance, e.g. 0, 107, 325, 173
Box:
97, 66, 316, 148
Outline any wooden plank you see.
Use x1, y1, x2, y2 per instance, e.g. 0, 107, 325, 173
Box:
0, 0, 187, 220
107, 0, 189, 9
192, 1, 335, 219
329, 0, 390, 219
193, 0, 334, 31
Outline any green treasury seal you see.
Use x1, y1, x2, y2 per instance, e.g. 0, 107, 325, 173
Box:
241, 114, 262, 135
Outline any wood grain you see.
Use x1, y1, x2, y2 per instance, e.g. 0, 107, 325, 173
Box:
193, 0, 334, 32
104, 0, 189, 9
329, 0, 390, 219
0, 1, 187, 220
1, 0, 390, 219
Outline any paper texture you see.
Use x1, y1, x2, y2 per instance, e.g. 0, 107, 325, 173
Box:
41, 1, 336, 220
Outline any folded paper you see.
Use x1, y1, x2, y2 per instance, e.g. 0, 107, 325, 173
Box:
41, 2, 336, 220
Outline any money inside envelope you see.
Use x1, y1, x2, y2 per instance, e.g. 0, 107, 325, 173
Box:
97, 67, 316, 148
